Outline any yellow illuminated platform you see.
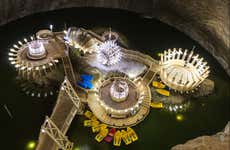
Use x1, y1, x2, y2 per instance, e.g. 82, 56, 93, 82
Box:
87, 79, 151, 128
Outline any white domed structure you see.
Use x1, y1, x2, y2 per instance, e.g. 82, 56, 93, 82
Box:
159, 48, 210, 92
97, 40, 122, 66
110, 79, 129, 102
27, 40, 46, 59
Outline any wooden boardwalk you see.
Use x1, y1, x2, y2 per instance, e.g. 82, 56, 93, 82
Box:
143, 63, 158, 85
62, 47, 76, 85
36, 88, 78, 150
35, 28, 159, 149
36, 48, 80, 150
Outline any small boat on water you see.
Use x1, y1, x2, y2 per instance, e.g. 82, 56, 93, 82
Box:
80, 74, 94, 81
150, 102, 164, 109
127, 127, 138, 142
113, 130, 122, 146
84, 120, 92, 127
92, 123, 107, 133
121, 130, 132, 145
152, 81, 165, 89
104, 128, 116, 143
83, 120, 99, 127
77, 74, 94, 89
84, 110, 93, 119
90, 115, 98, 121
95, 128, 109, 142
156, 89, 170, 96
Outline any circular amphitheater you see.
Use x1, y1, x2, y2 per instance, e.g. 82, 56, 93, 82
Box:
8, 30, 65, 79
159, 48, 210, 92
87, 77, 151, 128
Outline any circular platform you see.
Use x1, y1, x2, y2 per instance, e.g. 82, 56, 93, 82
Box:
87, 78, 151, 128
99, 78, 139, 114
15, 35, 65, 69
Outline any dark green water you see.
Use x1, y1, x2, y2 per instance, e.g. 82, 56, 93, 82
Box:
0, 8, 229, 150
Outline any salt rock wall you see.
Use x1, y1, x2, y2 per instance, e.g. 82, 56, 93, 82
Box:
0, 0, 229, 75
171, 122, 230, 150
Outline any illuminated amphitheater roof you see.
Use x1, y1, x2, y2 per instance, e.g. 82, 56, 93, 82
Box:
159, 48, 210, 92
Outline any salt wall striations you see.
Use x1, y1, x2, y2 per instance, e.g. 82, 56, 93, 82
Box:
171, 122, 230, 150
0, 1, 229, 149
0, 0, 229, 76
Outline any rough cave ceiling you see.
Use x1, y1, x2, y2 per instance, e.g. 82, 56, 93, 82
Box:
0, 0, 229, 76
